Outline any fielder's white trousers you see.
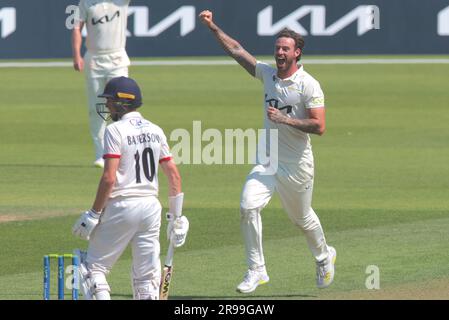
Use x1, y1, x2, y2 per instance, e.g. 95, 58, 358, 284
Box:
86, 195, 162, 298
84, 50, 130, 160
240, 163, 330, 269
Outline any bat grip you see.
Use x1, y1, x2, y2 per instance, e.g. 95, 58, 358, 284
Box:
164, 242, 175, 267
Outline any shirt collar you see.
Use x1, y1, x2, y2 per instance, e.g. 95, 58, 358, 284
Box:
276, 64, 304, 82
121, 111, 142, 120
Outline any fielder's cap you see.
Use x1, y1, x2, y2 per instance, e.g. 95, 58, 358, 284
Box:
99, 76, 142, 108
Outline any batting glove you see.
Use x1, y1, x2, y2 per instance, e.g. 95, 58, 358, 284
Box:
166, 193, 184, 242
170, 215, 189, 248
72, 209, 101, 241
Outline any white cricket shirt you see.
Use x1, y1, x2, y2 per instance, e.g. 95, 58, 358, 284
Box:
255, 61, 325, 166
78, 0, 130, 54
103, 112, 172, 198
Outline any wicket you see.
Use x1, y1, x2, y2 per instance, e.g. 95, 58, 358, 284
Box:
43, 253, 79, 300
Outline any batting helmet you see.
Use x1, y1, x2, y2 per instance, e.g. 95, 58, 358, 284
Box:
98, 76, 142, 108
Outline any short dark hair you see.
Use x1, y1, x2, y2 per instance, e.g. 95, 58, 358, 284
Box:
276, 28, 305, 61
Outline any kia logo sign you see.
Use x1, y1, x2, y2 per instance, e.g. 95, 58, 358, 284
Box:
257, 5, 380, 36
0, 7, 16, 38
438, 6, 449, 36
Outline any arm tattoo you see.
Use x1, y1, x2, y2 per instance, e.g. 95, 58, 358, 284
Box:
284, 117, 324, 135
211, 26, 256, 76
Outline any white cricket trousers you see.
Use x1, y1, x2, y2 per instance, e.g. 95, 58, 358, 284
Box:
240, 163, 330, 269
86, 195, 162, 298
84, 50, 130, 160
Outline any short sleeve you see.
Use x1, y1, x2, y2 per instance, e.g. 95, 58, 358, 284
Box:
103, 126, 122, 159
255, 61, 274, 83
304, 79, 325, 109
159, 131, 173, 163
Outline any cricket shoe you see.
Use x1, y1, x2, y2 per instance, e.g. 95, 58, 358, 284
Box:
316, 246, 337, 289
93, 158, 104, 168
73, 249, 96, 300
236, 267, 269, 293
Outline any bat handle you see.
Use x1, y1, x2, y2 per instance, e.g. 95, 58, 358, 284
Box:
164, 242, 175, 267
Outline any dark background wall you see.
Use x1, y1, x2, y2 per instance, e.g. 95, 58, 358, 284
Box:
0, 0, 448, 59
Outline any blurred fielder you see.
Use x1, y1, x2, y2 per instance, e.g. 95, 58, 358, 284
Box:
72, 77, 189, 300
199, 10, 336, 293
72, 0, 131, 168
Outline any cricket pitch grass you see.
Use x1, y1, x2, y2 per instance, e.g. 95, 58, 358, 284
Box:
0, 56, 448, 300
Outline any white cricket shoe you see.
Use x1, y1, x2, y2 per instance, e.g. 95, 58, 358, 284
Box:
73, 249, 95, 300
316, 246, 337, 289
93, 158, 104, 168
236, 267, 269, 293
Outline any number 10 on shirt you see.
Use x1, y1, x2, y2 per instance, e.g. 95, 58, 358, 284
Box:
134, 147, 155, 183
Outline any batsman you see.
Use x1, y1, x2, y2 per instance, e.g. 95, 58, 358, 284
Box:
72, 77, 189, 300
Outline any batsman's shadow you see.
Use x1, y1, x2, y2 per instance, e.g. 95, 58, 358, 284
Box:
167, 293, 319, 300
111, 292, 318, 300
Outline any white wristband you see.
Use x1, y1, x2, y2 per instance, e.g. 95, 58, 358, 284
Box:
168, 193, 184, 218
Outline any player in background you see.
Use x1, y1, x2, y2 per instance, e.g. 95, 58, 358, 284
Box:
72, 77, 189, 300
72, 0, 131, 168
199, 10, 336, 293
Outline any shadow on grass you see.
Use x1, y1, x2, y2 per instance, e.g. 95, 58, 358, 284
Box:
112, 293, 318, 300
0, 163, 92, 169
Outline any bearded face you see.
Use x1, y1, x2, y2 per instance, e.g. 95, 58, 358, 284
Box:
274, 37, 300, 74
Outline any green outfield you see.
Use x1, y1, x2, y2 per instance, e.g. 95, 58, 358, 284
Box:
0, 57, 448, 300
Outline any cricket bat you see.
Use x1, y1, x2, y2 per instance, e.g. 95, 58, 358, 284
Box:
159, 242, 175, 300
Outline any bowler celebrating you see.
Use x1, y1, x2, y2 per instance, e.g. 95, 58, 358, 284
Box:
199, 10, 336, 293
